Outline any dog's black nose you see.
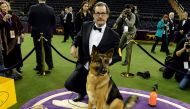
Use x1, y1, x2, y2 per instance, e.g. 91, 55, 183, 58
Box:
96, 66, 107, 75
102, 69, 107, 74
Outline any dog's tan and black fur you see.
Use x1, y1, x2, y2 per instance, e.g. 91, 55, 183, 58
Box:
86, 46, 138, 109
86, 46, 124, 109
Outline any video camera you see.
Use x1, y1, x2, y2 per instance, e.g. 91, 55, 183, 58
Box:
123, 9, 130, 15
185, 42, 190, 49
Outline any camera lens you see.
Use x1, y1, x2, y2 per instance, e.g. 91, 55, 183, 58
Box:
186, 44, 190, 49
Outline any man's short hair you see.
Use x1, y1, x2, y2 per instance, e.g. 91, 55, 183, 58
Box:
124, 4, 131, 9
93, 2, 110, 14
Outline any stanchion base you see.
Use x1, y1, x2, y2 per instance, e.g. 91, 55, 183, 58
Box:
37, 70, 51, 76
120, 72, 135, 78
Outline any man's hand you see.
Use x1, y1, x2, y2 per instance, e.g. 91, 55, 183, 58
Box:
70, 46, 78, 58
121, 12, 127, 20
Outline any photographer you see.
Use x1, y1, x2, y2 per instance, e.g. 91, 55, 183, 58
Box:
163, 33, 190, 89
113, 4, 136, 65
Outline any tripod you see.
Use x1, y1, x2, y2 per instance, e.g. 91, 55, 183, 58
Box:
37, 33, 51, 75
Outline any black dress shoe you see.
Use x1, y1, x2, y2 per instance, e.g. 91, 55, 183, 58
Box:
73, 94, 84, 102
48, 66, 54, 70
33, 66, 41, 71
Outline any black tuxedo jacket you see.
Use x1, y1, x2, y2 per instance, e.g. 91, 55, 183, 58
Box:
177, 19, 190, 36
168, 19, 175, 35
65, 13, 73, 30
28, 3, 56, 39
73, 21, 121, 65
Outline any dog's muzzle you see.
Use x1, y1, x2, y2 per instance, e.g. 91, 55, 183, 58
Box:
96, 66, 108, 76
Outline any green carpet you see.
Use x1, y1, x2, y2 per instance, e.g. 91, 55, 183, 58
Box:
9, 34, 190, 109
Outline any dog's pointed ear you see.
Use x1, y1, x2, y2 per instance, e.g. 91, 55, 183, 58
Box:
91, 45, 99, 57
106, 48, 114, 58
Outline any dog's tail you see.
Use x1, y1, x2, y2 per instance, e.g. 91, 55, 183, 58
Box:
124, 95, 139, 109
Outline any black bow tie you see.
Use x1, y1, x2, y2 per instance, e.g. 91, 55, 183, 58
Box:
93, 25, 102, 32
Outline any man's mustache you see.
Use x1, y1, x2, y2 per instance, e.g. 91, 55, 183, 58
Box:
97, 19, 104, 21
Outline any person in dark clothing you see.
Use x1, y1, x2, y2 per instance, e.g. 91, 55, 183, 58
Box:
174, 12, 190, 44
0, 44, 5, 76
62, 7, 74, 42
75, 1, 93, 34
163, 33, 190, 89
28, 0, 56, 72
0, 1, 24, 74
151, 14, 170, 56
64, 2, 121, 102
168, 12, 175, 44
68, 6, 75, 40
160, 12, 175, 53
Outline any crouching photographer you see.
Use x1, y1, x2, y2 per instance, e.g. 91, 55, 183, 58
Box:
163, 33, 190, 89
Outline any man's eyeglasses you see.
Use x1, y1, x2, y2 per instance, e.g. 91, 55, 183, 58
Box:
94, 12, 108, 16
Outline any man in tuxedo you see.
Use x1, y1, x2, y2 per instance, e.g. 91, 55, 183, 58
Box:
168, 12, 175, 43
63, 6, 74, 42
28, 0, 56, 72
69, 6, 75, 39
64, 2, 121, 102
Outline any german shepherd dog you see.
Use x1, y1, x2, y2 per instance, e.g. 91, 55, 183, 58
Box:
86, 46, 138, 109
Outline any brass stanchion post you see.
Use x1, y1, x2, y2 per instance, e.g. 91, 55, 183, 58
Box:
127, 42, 133, 73
37, 33, 51, 75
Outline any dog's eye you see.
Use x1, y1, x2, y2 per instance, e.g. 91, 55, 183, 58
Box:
95, 58, 101, 64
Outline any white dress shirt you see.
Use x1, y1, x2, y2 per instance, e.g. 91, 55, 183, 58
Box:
182, 20, 186, 26
84, 23, 106, 69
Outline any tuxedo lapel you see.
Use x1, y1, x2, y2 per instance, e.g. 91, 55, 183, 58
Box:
84, 22, 94, 55
98, 26, 109, 48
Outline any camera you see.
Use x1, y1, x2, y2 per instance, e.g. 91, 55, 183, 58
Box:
123, 9, 130, 15
185, 42, 190, 49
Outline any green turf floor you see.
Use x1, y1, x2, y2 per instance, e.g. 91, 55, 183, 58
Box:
9, 34, 190, 109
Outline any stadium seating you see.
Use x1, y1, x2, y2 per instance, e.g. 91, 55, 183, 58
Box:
10, 0, 178, 31
177, 0, 190, 14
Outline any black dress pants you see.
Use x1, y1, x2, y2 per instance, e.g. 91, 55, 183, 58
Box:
64, 64, 88, 96
33, 37, 53, 69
